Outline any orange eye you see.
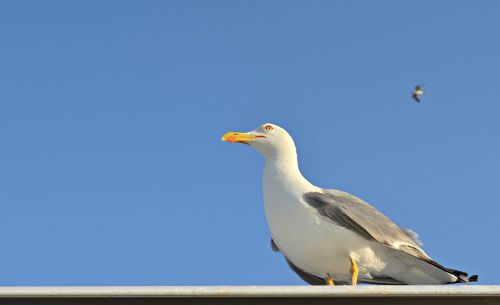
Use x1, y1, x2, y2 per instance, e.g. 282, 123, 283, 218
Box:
264, 125, 274, 131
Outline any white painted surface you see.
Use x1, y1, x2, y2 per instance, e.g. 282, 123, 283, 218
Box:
0, 286, 498, 298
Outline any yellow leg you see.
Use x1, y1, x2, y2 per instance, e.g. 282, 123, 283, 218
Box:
326, 273, 335, 286
350, 257, 359, 286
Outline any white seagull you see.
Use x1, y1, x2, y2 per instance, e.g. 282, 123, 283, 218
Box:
222, 123, 477, 285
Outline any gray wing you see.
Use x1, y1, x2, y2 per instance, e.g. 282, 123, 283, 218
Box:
303, 190, 479, 283
303, 190, 425, 255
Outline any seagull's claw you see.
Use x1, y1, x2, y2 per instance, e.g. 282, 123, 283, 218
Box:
350, 257, 359, 286
326, 274, 334, 286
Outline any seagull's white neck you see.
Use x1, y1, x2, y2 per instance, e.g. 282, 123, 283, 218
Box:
260, 148, 319, 252
262, 152, 316, 196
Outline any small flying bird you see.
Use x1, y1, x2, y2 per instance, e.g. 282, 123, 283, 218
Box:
412, 85, 425, 103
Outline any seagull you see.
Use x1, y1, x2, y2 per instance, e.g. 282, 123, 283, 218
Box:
222, 123, 477, 285
412, 85, 424, 103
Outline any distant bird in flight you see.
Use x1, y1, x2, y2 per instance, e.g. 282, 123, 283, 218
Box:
412, 85, 425, 103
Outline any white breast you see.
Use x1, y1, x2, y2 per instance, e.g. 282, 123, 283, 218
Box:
262, 162, 387, 282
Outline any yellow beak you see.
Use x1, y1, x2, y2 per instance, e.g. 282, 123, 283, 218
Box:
221, 132, 265, 144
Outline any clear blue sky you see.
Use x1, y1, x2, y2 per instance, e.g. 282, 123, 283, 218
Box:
0, 1, 499, 285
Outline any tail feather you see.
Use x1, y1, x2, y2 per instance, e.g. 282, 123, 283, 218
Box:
398, 249, 478, 284
447, 268, 478, 283
469, 274, 479, 282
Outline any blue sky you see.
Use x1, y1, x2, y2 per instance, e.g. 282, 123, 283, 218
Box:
0, 1, 499, 285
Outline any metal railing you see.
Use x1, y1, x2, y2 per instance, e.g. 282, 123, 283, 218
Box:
0, 285, 499, 305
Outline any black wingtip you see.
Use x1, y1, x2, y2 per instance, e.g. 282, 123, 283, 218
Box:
448, 268, 479, 283
469, 275, 479, 282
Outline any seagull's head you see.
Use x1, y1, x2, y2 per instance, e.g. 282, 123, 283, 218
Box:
222, 123, 296, 159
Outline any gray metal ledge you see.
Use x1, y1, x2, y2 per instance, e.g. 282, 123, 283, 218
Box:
0, 286, 499, 305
